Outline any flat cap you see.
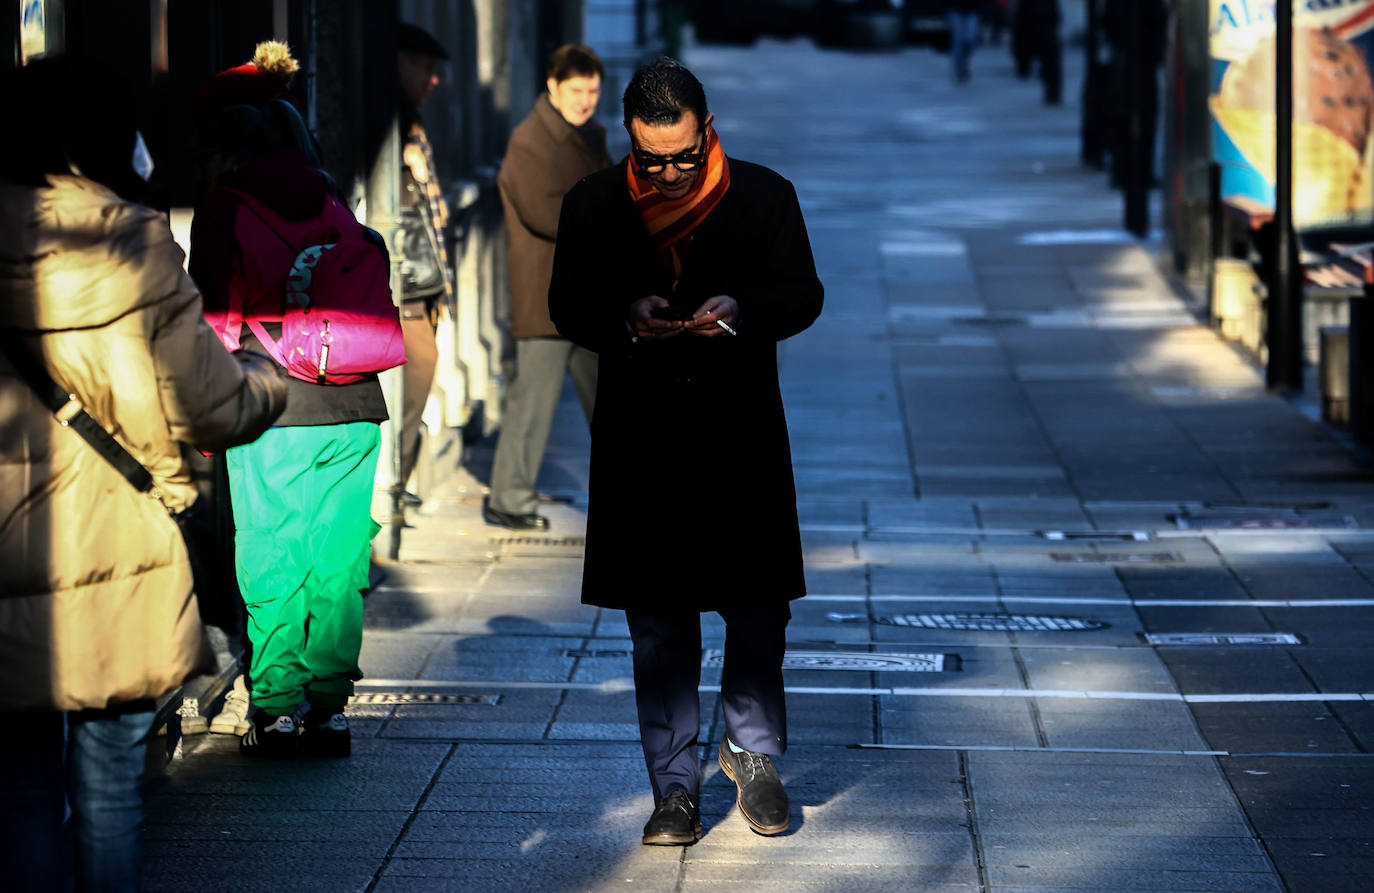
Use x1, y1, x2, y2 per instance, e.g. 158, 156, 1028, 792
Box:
397, 23, 449, 60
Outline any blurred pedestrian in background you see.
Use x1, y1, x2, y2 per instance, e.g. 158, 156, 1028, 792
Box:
0, 56, 285, 891
986, 0, 1010, 45
1011, 0, 1062, 104
949, 0, 987, 84
549, 57, 824, 846
486, 44, 612, 531
190, 42, 389, 759
395, 23, 455, 500
1105, 0, 1167, 189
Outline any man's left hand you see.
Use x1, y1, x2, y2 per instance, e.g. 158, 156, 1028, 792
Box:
685, 295, 738, 337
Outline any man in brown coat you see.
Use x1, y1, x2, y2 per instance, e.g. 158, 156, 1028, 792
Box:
486, 45, 612, 530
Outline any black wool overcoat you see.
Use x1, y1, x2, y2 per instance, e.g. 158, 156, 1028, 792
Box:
549, 157, 823, 612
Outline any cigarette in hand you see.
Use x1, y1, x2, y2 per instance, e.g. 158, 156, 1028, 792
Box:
717, 319, 737, 336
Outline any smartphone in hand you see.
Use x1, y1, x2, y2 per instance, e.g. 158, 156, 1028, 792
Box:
649, 305, 695, 322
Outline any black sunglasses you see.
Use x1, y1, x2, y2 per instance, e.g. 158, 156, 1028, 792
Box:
632, 132, 706, 174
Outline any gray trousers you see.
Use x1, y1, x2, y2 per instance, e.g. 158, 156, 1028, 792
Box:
626, 605, 790, 804
489, 337, 596, 515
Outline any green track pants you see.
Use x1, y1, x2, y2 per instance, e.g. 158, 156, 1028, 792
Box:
226, 422, 381, 715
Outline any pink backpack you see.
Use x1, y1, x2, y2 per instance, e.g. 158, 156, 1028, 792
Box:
222, 186, 407, 385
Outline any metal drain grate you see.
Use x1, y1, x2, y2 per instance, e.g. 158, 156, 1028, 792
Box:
952, 315, 1028, 327
1050, 552, 1181, 563
562, 649, 631, 658
1203, 501, 1333, 511
1145, 633, 1302, 646
703, 649, 959, 672
1041, 530, 1152, 542
827, 612, 1109, 632
350, 693, 502, 706
1171, 514, 1355, 531
488, 535, 587, 547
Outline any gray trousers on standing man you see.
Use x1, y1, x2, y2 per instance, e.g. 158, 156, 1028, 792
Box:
489, 337, 597, 515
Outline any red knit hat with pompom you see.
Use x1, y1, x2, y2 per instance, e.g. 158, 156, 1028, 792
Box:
193, 41, 299, 113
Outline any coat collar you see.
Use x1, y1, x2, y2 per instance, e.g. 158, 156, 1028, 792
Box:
533, 94, 605, 160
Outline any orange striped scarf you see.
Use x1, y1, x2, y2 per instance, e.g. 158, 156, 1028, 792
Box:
627, 123, 731, 280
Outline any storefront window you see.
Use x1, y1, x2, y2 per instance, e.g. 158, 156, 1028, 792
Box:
20, 0, 63, 63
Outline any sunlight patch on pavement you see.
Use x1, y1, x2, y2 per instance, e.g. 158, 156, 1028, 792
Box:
1017, 228, 1164, 246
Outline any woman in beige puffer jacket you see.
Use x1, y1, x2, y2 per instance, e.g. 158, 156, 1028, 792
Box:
0, 173, 286, 710
0, 56, 286, 892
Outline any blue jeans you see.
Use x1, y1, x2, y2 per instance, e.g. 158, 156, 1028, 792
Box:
0, 703, 155, 892
949, 11, 982, 80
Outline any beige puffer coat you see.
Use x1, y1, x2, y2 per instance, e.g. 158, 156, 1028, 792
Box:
0, 175, 286, 713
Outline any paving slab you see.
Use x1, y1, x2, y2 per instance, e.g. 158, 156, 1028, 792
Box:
136, 33, 1374, 893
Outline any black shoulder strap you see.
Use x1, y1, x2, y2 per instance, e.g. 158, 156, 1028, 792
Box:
0, 330, 154, 494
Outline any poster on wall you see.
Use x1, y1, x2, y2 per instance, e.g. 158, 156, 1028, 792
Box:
20, 0, 46, 62
20, 0, 63, 63
1211, 0, 1374, 229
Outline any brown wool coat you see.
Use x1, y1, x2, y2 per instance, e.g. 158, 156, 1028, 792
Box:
498, 95, 612, 338
0, 176, 286, 712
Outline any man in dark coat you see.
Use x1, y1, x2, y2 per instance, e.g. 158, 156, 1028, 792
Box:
487, 45, 612, 530
548, 58, 823, 846
1012, 0, 1062, 104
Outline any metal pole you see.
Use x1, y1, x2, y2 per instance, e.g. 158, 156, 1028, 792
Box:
1269, 0, 1302, 391
1123, 0, 1149, 236
5, 4, 18, 69
1081, 0, 1103, 167
368, 116, 406, 560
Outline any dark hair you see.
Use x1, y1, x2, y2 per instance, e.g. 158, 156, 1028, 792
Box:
622, 57, 707, 129
548, 44, 604, 82
198, 99, 321, 169
0, 56, 143, 200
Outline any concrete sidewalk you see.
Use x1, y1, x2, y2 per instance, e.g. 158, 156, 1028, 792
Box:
145, 37, 1374, 893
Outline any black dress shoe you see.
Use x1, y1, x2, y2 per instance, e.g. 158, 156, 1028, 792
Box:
482, 499, 550, 530
718, 738, 790, 835
641, 788, 701, 846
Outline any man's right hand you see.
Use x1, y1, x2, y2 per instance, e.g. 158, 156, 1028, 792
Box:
629, 295, 686, 341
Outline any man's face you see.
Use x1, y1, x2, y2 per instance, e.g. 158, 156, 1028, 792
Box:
547, 74, 601, 128
398, 51, 439, 106
626, 110, 709, 200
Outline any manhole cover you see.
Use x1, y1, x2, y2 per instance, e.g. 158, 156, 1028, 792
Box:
1041, 530, 1152, 542
1050, 552, 1180, 563
562, 649, 632, 658
827, 612, 1109, 632
703, 649, 958, 672
349, 693, 502, 706
1145, 633, 1301, 646
488, 535, 586, 546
